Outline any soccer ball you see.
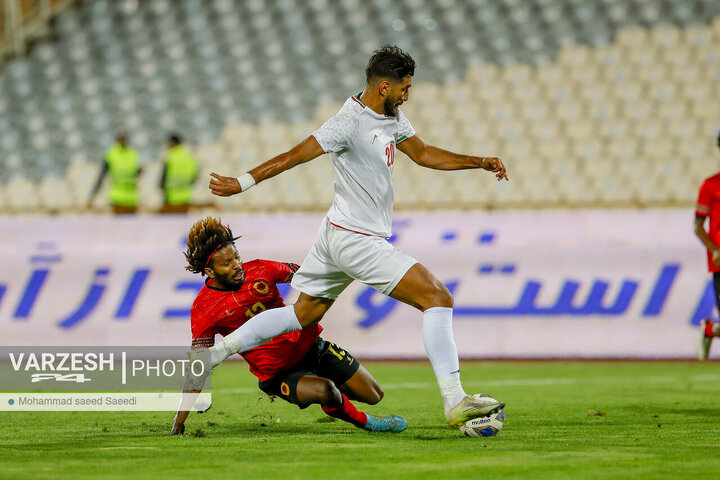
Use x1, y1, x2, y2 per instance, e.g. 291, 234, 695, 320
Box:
459, 409, 504, 437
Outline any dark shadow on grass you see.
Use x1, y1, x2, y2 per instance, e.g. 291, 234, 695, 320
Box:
404, 426, 469, 441
659, 407, 720, 416
5, 421, 470, 444
622, 404, 720, 418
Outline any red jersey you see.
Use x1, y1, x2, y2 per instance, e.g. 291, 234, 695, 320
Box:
696, 172, 720, 272
190, 259, 321, 381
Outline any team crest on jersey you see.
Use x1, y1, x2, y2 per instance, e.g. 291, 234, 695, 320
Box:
249, 278, 271, 299
280, 382, 290, 396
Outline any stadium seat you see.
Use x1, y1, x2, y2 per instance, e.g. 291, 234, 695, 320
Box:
0, 0, 718, 212
4, 177, 40, 212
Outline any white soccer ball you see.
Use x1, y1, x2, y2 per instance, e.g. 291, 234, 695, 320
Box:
459, 409, 504, 437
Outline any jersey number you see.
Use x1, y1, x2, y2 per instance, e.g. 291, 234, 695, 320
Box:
327, 343, 355, 365
385, 143, 395, 167
245, 302, 266, 318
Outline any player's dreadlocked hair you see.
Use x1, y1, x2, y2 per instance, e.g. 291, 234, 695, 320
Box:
366, 45, 416, 83
185, 217, 239, 275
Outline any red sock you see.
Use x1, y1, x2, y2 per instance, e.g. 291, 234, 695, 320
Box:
321, 393, 367, 428
706, 321, 716, 338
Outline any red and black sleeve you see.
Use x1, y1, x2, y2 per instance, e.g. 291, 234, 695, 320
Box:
191, 337, 215, 350
190, 307, 216, 349
696, 179, 711, 217
282, 262, 300, 283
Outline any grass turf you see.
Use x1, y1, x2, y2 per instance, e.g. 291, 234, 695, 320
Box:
1, 361, 719, 480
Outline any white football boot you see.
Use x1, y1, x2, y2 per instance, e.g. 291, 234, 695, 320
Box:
445, 394, 505, 428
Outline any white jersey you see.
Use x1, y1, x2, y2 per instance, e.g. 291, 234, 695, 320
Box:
311, 94, 415, 238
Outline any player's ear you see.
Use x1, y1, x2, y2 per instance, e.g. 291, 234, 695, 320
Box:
204, 267, 215, 279
378, 80, 390, 97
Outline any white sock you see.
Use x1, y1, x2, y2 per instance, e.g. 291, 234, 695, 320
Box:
210, 305, 302, 367
422, 307, 466, 410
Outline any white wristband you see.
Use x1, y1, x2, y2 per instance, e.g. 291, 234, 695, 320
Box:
237, 173, 256, 192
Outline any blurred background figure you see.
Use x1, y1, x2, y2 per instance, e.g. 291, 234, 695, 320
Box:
694, 130, 720, 360
160, 134, 198, 214
87, 133, 142, 214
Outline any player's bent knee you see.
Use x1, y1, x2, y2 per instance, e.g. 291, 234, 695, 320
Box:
293, 309, 323, 328
293, 298, 333, 327
317, 379, 342, 406
427, 285, 453, 309
367, 384, 384, 405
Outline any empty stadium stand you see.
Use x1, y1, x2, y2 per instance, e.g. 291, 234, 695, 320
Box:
0, 0, 718, 212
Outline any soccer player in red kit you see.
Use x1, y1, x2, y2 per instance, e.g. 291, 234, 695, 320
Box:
171, 217, 407, 434
695, 130, 720, 360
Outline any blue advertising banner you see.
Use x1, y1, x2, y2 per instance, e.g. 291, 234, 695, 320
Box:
0, 210, 709, 358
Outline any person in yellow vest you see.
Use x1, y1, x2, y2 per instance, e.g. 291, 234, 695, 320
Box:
160, 134, 198, 214
87, 133, 142, 214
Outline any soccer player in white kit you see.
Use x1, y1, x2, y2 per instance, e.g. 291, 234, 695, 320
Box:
205, 45, 509, 428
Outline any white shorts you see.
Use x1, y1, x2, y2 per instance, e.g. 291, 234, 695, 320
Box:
291, 218, 418, 300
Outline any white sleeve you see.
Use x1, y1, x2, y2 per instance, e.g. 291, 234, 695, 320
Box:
396, 110, 415, 144
311, 113, 359, 154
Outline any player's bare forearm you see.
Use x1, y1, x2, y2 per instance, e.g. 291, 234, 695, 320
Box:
695, 216, 718, 253
170, 376, 206, 435
171, 410, 189, 435
247, 143, 315, 184
422, 146, 494, 171
398, 136, 508, 180
209, 136, 325, 196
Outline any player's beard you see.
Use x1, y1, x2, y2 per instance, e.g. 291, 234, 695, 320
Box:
229, 269, 245, 288
383, 97, 400, 117
216, 269, 245, 290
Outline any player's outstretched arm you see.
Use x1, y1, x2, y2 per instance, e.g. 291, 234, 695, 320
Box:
397, 135, 508, 181
209, 136, 325, 196
170, 373, 209, 435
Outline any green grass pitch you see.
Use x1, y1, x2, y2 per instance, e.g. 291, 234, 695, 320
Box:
1, 361, 719, 480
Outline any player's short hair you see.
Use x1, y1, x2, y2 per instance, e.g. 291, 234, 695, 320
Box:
717, 129, 720, 148
365, 45, 416, 83
185, 216, 238, 275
